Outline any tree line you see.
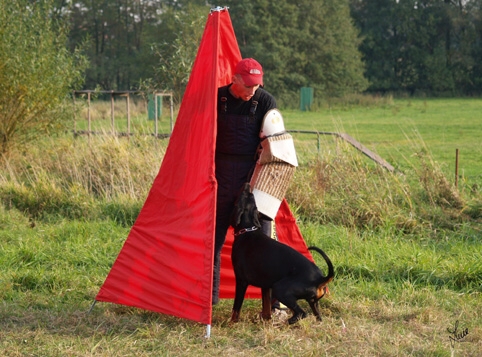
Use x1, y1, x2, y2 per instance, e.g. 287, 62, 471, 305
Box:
58, 0, 482, 101
351, 0, 482, 96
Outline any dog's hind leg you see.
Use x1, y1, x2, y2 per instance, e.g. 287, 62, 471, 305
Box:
286, 304, 307, 324
272, 288, 307, 324
231, 279, 248, 322
308, 300, 322, 321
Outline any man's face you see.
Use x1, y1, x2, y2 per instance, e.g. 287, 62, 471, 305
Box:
230, 74, 260, 101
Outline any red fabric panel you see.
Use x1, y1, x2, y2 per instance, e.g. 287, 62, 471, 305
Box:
96, 8, 311, 325
219, 199, 313, 299
96, 9, 241, 325
275, 199, 314, 263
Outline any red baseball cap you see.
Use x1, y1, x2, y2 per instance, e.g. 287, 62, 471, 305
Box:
235, 58, 264, 86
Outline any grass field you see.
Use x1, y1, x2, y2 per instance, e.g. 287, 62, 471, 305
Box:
74, 97, 482, 184
283, 98, 482, 183
1, 97, 481, 356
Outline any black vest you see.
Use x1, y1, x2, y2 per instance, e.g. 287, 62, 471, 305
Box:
216, 87, 262, 158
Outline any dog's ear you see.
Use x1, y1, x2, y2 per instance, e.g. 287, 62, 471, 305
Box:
234, 188, 249, 226
253, 207, 261, 228
248, 193, 262, 228
234, 203, 243, 227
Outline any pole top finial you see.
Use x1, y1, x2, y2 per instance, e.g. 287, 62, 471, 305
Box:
210, 6, 228, 13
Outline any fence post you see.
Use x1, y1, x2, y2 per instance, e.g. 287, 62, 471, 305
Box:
155, 93, 159, 137
317, 131, 320, 155
455, 148, 459, 188
126, 93, 131, 139
73, 91, 76, 136
169, 94, 174, 134
110, 91, 115, 136
87, 92, 92, 143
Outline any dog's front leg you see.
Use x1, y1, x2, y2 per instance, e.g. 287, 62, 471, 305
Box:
231, 279, 248, 323
260, 287, 272, 320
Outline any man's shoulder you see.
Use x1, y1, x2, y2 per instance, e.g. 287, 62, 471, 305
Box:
256, 87, 277, 109
257, 87, 274, 98
218, 85, 230, 95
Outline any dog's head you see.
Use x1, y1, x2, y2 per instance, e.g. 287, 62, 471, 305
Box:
232, 182, 261, 230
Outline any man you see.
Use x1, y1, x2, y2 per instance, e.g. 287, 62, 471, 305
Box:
212, 58, 277, 304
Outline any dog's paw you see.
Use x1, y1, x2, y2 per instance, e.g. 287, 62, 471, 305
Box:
259, 311, 272, 321
231, 310, 240, 323
287, 311, 307, 325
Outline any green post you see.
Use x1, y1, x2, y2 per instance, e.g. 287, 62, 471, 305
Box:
148, 94, 162, 120
300, 87, 314, 111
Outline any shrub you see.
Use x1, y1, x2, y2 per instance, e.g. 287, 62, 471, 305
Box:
0, 0, 87, 155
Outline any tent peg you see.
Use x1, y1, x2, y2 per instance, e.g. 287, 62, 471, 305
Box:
87, 300, 97, 315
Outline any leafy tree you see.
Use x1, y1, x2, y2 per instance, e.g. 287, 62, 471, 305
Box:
53, 0, 213, 102
223, 0, 368, 104
0, 0, 87, 155
351, 0, 481, 94
62, 0, 169, 90
467, 0, 482, 91
58, 1, 368, 102
351, 0, 425, 93
147, 4, 208, 103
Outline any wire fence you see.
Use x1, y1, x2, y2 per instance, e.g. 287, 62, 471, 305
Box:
72, 90, 174, 139
71, 91, 394, 172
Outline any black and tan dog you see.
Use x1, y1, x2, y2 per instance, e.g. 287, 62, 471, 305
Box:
231, 183, 334, 324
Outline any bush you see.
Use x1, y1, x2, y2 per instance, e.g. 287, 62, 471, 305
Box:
0, 0, 87, 155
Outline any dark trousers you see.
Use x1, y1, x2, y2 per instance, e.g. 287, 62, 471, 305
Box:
212, 157, 278, 304
212, 158, 255, 304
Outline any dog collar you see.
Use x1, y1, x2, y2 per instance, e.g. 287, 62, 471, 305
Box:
234, 226, 259, 236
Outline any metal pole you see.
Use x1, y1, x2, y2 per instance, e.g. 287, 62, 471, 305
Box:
126, 93, 131, 139
88, 300, 97, 315
170, 94, 174, 134
152, 92, 158, 138
455, 148, 459, 188
111, 91, 115, 136
87, 92, 91, 143
73, 91, 76, 137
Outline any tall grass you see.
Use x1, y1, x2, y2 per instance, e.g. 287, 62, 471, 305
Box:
1, 126, 478, 232
0, 135, 167, 224
289, 133, 475, 235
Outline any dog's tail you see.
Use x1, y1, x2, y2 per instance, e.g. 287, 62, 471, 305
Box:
308, 246, 335, 284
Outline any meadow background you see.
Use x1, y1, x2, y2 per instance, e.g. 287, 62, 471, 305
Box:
0, 97, 481, 356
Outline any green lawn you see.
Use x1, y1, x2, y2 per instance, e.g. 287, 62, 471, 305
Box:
73, 97, 481, 182
283, 98, 482, 182
1, 214, 480, 356
76, 98, 482, 185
